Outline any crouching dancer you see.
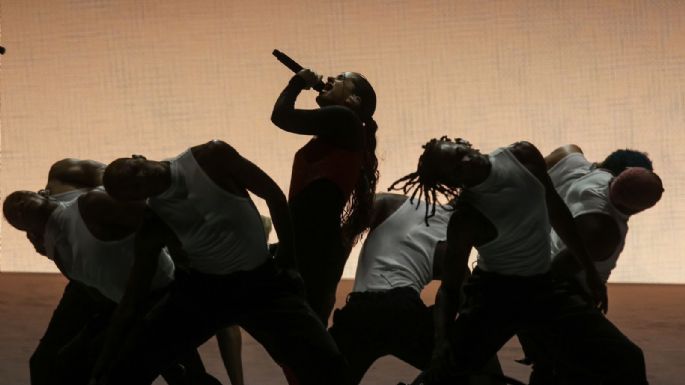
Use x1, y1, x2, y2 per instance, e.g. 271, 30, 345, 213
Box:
13, 158, 111, 385
329, 192, 504, 385
518, 145, 663, 384
3, 183, 218, 384
98, 140, 348, 385
390, 137, 647, 385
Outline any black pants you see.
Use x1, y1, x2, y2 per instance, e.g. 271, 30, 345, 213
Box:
34, 281, 219, 385
30, 280, 115, 385
517, 279, 646, 385
290, 179, 348, 323
330, 287, 504, 385
330, 288, 435, 384
107, 260, 348, 385
425, 268, 648, 385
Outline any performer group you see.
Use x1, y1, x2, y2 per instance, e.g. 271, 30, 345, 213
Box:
3, 62, 664, 385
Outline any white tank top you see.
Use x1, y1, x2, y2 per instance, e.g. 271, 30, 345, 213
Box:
43, 192, 175, 303
353, 199, 452, 294
50, 188, 91, 202
460, 147, 551, 276
148, 149, 270, 275
548, 154, 629, 283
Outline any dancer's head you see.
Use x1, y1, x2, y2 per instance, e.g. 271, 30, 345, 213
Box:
599, 149, 653, 176
103, 156, 170, 201
389, 136, 487, 223
3, 190, 53, 232
609, 167, 663, 215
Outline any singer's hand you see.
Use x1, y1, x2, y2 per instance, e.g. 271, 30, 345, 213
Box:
297, 68, 323, 90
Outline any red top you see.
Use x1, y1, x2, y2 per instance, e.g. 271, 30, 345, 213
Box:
289, 137, 363, 200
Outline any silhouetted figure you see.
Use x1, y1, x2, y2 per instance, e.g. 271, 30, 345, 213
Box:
3, 171, 218, 385
4, 159, 108, 385
329, 192, 504, 385
389, 137, 647, 385
272, 68, 379, 323
519, 145, 663, 385
99, 140, 347, 385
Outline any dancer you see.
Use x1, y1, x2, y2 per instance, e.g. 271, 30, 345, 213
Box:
329, 192, 503, 385
99, 140, 347, 385
271, 67, 379, 322
545, 145, 662, 288
2, 189, 220, 385
16, 158, 108, 385
390, 137, 647, 385
3, 159, 220, 385
519, 145, 663, 384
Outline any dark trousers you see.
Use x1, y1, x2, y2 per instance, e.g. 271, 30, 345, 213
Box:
107, 260, 348, 385
330, 287, 504, 385
425, 268, 648, 385
517, 281, 647, 385
290, 179, 348, 323
30, 281, 115, 385
330, 288, 435, 384
34, 281, 219, 385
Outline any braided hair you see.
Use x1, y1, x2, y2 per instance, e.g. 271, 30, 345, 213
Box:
340, 74, 379, 247
388, 136, 468, 224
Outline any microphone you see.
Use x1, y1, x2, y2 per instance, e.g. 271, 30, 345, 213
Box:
272, 49, 324, 92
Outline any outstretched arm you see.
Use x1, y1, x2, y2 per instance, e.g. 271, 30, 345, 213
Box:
513, 141, 608, 313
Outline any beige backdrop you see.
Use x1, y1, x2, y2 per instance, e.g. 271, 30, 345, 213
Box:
1, 0, 683, 283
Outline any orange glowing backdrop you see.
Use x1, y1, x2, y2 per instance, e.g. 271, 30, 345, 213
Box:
1, 0, 683, 283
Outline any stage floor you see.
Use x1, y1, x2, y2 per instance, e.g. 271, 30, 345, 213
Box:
1, 273, 683, 385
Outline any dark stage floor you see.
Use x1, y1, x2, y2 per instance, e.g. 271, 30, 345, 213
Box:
0, 273, 683, 385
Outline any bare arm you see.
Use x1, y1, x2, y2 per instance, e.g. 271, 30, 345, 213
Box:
204, 141, 296, 269
432, 241, 448, 280
271, 76, 360, 143
92, 208, 170, 381
431, 208, 474, 368
552, 213, 621, 279
544, 144, 583, 170
513, 141, 607, 312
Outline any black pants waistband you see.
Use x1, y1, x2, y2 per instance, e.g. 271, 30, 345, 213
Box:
346, 286, 420, 303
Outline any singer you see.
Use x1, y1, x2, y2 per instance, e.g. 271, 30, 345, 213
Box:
271, 67, 379, 323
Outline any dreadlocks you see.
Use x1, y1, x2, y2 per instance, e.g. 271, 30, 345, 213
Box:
389, 136, 468, 225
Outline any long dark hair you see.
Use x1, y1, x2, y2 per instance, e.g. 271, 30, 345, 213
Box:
341, 74, 378, 247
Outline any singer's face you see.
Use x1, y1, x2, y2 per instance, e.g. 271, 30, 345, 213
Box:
316, 72, 356, 107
